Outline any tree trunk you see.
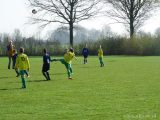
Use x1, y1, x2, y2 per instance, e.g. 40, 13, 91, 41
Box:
69, 22, 73, 47
130, 1, 134, 39
130, 18, 134, 39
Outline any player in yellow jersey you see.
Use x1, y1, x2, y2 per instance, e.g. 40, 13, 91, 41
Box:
52, 48, 76, 79
15, 47, 30, 89
98, 45, 104, 67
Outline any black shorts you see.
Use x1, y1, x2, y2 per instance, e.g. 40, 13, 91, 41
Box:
83, 55, 88, 58
42, 63, 50, 72
12, 59, 16, 67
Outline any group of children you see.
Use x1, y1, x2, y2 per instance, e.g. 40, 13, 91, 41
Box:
7, 41, 104, 89
7, 41, 30, 88
82, 44, 104, 67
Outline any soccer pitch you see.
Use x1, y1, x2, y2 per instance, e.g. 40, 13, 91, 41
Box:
0, 56, 159, 120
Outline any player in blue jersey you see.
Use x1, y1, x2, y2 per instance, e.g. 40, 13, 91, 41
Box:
42, 48, 52, 80
82, 44, 89, 64
12, 49, 19, 77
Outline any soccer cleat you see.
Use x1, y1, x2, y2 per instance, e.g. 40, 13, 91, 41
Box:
52, 59, 58, 61
68, 77, 72, 80
16, 74, 20, 77
26, 75, 30, 78
22, 86, 26, 89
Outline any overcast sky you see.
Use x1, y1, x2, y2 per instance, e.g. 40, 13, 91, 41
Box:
0, 0, 160, 38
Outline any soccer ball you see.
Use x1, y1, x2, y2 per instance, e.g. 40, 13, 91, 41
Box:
32, 9, 37, 14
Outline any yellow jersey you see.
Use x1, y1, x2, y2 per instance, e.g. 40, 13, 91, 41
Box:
15, 53, 30, 70
98, 48, 103, 57
64, 52, 75, 63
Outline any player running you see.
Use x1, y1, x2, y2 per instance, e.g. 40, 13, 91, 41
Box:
15, 47, 30, 89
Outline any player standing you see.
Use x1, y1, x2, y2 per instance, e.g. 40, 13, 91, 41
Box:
82, 44, 89, 64
42, 48, 52, 80
98, 45, 104, 67
7, 40, 15, 69
12, 49, 19, 77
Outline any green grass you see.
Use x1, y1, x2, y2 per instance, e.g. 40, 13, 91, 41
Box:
0, 56, 159, 120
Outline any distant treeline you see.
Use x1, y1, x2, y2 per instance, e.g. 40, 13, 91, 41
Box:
1, 30, 160, 56
74, 35, 160, 56
0, 36, 63, 56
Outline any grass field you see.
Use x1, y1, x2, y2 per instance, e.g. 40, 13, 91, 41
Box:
0, 56, 159, 120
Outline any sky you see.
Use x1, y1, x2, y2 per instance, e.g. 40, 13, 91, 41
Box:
0, 0, 160, 38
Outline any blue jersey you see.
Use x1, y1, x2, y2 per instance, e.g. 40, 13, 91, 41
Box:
43, 53, 51, 64
82, 48, 89, 56
13, 53, 18, 61
12, 53, 18, 67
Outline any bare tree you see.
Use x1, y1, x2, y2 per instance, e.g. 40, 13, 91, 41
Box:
104, 0, 160, 38
28, 0, 101, 47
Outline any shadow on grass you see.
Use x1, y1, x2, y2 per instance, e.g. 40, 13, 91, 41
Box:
8, 79, 49, 83
79, 66, 100, 68
50, 73, 65, 75
108, 60, 116, 62
28, 79, 48, 83
0, 88, 21, 91
0, 77, 9, 79
0, 76, 21, 79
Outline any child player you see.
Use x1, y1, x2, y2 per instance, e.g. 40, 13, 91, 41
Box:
15, 47, 30, 89
13, 49, 29, 77
82, 44, 89, 64
12, 49, 19, 77
42, 48, 52, 80
98, 45, 104, 67
53, 48, 76, 79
